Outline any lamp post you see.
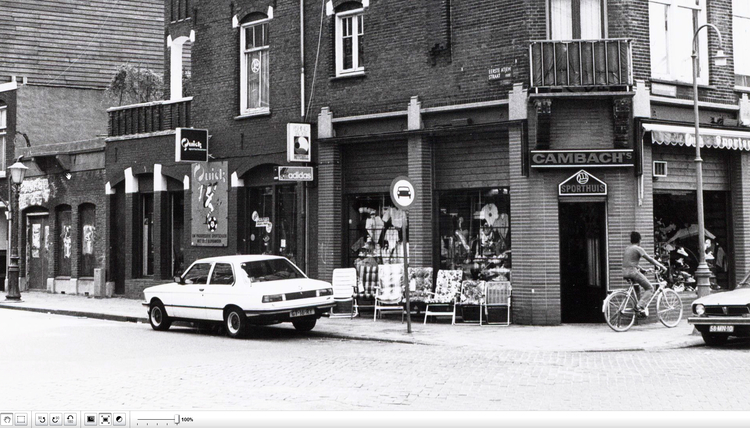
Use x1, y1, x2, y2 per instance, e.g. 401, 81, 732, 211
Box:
4, 160, 28, 301
692, 24, 728, 298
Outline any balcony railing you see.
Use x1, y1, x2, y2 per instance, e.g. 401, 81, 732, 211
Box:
107, 98, 192, 138
530, 39, 632, 89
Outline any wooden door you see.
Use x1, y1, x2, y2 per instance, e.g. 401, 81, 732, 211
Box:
27, 215, 49, 289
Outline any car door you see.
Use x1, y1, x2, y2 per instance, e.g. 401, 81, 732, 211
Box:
170, 262, 211, 319
203, 262, 237, 322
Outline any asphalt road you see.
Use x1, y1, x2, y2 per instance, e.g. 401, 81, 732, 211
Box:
2, 310, 749, 411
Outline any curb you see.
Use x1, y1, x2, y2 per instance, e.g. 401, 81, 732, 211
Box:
0, 303, 148, 324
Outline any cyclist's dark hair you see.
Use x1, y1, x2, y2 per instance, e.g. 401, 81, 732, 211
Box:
630, 231, 641, 244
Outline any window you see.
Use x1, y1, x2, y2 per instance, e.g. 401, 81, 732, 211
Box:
335, 9, 364, 76
240, 259, 304, 282
649, 0, 708, 84
240, 17, 270, 115
734, 0, 750, 87
183, 263, 211, 285
169, 35, 192, 100
210, 263, 235, 285
346, 194, 407, 268
79, 204, 96, 277
549, 0, 604, 40
0, 103, 5, 171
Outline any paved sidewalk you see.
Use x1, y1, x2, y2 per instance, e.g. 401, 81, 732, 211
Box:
0, 290, 704, 351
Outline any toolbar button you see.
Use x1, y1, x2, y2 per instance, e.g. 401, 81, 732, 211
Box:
49, 414, 62, 427
83, 413, 96, 427
113, 414, 126, 427
99, 413, 112, 426
35, 413, 48, 426
0, 414, 11, 426
63, 413, 76, 427
16, 414, 28, 426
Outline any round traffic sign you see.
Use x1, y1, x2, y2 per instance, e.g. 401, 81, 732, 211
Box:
390, 176, 416, 210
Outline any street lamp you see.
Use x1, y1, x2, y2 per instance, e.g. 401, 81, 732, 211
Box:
4, 160, 28, 301
692, 24, 727, 298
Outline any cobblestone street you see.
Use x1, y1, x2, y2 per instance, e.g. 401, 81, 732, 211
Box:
2, 309, 749, 411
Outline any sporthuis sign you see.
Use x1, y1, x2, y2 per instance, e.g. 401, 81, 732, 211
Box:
559, 170, 607, 196
531, 149, 634, 168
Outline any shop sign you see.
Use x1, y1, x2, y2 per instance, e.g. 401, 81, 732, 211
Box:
175, 128, 209, 162
287, 123, 311, 162
531, 149, 634, 168
191, 161, 228, 246
251, 212, 273, 233
276, 166, 314, 182
390, 176, 417, 211
559, 170, 607, 197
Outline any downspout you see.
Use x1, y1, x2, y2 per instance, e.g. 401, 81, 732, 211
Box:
300, 0, 310, 273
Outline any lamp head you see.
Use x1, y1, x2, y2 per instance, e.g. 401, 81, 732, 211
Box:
714, 49, 729, 67
8, 161, 28, 184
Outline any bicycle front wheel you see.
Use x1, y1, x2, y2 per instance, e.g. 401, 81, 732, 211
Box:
604, 290, 637, 332
657, 288, 683, 328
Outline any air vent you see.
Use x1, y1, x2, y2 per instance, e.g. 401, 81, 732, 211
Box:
653, 161, 668, 178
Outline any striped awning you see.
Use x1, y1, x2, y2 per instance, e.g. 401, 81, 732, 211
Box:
643, 123, 750, 151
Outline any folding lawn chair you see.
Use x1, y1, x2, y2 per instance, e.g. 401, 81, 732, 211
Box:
454, 280, 486, 325
330, 268, 358, 319
484, 281, 512, 326
423, 269, 462, 324
374, 264, 404, 320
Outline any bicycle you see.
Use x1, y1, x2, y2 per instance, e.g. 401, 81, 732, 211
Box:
603, 268, 683, 332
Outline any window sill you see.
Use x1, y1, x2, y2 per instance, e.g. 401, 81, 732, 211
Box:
235, 109, 271, 120
330, 71, 366, 81
650, 78, 717, 92
734, 86, 750, 94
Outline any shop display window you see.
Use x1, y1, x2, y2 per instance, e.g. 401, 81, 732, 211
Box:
437, 188, 511, 281
347, 194, 408, 269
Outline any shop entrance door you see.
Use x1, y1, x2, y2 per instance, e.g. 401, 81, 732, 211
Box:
27, 214, 49, 289
559, 201, 607, 323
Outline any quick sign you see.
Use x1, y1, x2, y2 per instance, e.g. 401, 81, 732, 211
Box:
390, 176, 416, 211
276, 166, 314, 182
287, 123, 312, 162
191, 161, 228, 246
531, 149, 634, 168
559, 170, 607, 196
175, 128, 209, 162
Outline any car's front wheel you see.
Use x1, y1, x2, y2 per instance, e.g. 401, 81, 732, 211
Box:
225, 307, 248, 338
292, 317, 317, 332
701, 332, 729, 346
149, 301, 172, 331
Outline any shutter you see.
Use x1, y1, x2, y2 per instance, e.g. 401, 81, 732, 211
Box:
343, 141, 408, 194
652, 145, 729, 191
434, 131, 509, 190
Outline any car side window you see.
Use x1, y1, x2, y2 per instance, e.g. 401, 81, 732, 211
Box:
183, 263, 211, 285
210, 263, 235, 285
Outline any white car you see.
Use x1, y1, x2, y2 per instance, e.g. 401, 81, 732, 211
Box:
142, 255, 335, 338
688, 272, 750, 346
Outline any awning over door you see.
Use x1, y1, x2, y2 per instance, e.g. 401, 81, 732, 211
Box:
643, 123, 750, 151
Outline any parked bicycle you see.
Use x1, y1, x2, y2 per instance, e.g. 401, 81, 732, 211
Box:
603, 268, 683, 332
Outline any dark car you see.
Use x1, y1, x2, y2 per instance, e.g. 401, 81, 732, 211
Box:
688, 271, 750, 346
397, 186, 411, 198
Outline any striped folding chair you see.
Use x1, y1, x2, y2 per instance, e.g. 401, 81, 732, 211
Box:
374, 264, 404, 320
330, 268, 357, 319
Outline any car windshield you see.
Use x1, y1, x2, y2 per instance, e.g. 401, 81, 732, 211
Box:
240, 259, 305, 282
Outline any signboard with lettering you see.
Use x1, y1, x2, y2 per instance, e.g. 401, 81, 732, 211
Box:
191, 161, 228, 246
489, 65, 513, 83
287, 123, 312, 162
276, 166, 314, 182
175, 128, 209, 162
531, 149, 634, 168
559, 170, 607, 197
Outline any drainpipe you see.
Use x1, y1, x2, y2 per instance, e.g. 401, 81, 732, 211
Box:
300, 0, 305, 119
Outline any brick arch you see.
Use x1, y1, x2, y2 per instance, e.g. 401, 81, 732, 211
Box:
233, 152, 285, 179
332, 0, 363, 11
235, 0, 274, 22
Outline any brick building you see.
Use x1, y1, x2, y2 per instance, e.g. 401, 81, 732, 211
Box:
0, 0, 163, 295
108, 0, 750, 325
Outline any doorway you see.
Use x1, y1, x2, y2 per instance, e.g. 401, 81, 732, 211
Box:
26, 214, 49, 289
559, 201, 607, 323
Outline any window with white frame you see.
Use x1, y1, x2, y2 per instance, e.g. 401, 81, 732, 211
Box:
734, 0, 750, 87
335, 8, 364, 76
649, 0, 708, 84
549, 0, 605, 40
240, 17, 270, 115
169, 35, 192, 100
0, 103, 6, 172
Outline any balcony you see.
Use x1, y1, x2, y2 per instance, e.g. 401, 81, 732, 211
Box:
530, 39, 632, 90
107, 98, 191, 138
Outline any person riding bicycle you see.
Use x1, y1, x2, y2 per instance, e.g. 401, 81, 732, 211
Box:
623, 231, 666, 317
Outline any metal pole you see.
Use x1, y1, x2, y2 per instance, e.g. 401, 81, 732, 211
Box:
5, 182, 21, 301
403, 211, 411, 333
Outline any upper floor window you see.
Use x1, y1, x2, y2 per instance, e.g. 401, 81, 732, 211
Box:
170, 0, 190, 22
240, 16, 270, 115
734, 0, 750, 88
649, 0, 708, 84
335, 7, 365, 76
0, 103, 6, 172
169, 33, 193, 100
549, 0, 604, 40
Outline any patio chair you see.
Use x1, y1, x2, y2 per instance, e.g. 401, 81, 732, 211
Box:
403, 267, 433, 322
330, 268, 358, 319
355, 264, 378, 313
484, 281, 511, 326
374, 264, 405, 320
423, 269, 462, 324
455, 280, 486, 325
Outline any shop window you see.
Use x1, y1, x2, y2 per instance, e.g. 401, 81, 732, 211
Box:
240, 15, 270, 115
170, 191, 185, 276
141, 193, 154, 277
549, 0, 605, 40
733, 0, 750, 88
649, 0, 708, 84
347, 194, 407, 268
437, 188, 511, 281
56, 205, 72, 277
78, 203, 96, 277
335, 4, 365, 76
0, 102, 6, 171
244, 184, 298, 264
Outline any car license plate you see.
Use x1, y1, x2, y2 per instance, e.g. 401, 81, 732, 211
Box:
709, 325, 734, 333
291, 308, 315, 318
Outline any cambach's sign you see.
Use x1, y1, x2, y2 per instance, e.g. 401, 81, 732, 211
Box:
531, 149, 634, 168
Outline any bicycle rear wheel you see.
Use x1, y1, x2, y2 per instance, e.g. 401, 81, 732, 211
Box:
657, 288, 683, 328
604, 290, 637, 332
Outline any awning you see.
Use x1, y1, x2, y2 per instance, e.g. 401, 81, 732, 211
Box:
643, 123, 750, 151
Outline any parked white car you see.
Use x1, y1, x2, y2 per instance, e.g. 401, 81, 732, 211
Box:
688, 272, 750, 346
142, 255, 335, 338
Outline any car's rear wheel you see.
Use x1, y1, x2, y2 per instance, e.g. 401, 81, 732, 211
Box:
149, 302, 172, 331
292, 317, 317, 332
701, 332, 729, 346
225, 308, 248, 338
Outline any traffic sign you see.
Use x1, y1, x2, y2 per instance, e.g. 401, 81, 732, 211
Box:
389, 176, 416, 210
